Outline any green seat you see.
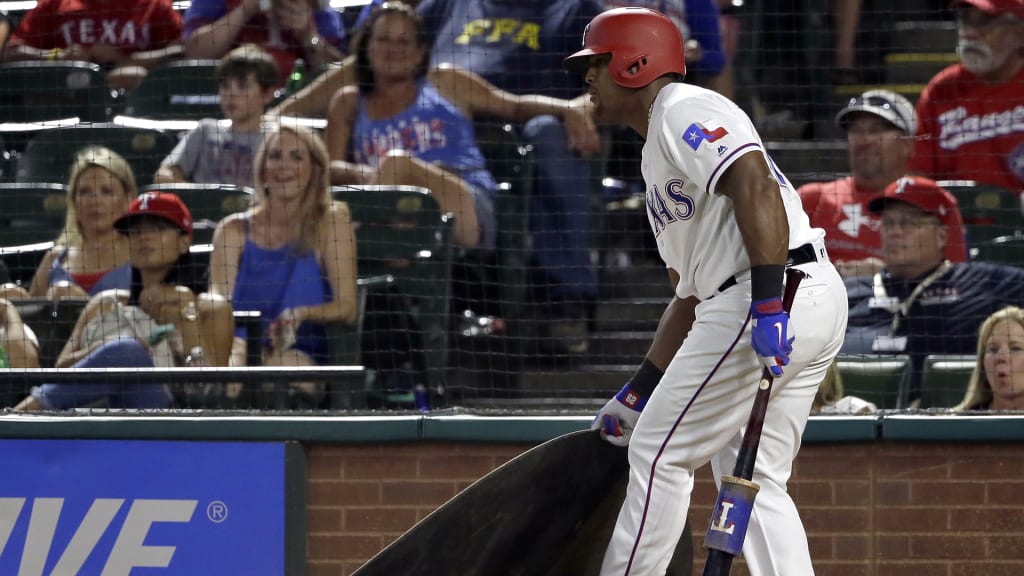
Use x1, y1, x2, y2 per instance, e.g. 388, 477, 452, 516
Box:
143, 183, 254, 245
0, 183, 68, 247
15, 123, 177, 190
835, 354, 912, 410
331, 185, 453, 404
973, 233, 1024, 268
0, 243, 54, 289
919, 354, 975, 409
0, 61, 115, 124
123, 60, 222, 121
938, 181, 1023, 254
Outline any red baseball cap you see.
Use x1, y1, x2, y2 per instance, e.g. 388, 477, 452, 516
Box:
955, 0, 1024, 19
867, 176, 960, 226
115, 192, 193, 235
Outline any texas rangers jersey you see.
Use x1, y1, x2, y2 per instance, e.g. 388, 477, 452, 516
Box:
642, 82, 823, 300
909, 63, 1024, 192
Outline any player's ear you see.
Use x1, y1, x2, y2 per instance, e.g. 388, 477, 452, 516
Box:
935, 223, 948, 251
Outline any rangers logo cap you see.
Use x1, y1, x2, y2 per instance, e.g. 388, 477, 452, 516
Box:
867, 176, 959, 226
835, 89, 917, 135
114, 191, 193, 236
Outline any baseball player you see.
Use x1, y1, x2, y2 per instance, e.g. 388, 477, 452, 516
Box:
563, 8, 848, 575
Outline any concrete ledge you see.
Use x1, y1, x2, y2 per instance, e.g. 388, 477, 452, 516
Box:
0, 412, 1019, 443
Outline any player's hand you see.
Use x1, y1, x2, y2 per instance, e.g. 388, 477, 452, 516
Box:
592, 384, 647, 447
749, 297, 794, 377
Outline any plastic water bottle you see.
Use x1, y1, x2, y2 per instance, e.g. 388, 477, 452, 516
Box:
286, 59, 305, 95
0, 326, 8, 368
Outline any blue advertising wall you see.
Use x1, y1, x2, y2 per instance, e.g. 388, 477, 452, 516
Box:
0, 439, 298, 576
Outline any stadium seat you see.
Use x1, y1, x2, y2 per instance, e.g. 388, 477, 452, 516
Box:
835, 354, 912, 410
918, 354, 975, 409
11, 297, 88, 370
15, 123, 176, 189
123, 60, 222, 121
973, 233, 1024, 268
0, 182, 68, 247
0, 61, 117, 124
0, 243, 54, 289
939, 180, 1023, 253
331, 184, 453, 405
143, 183, 254, 244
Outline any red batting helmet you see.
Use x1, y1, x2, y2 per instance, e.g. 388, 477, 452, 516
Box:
563, 7, 686, 88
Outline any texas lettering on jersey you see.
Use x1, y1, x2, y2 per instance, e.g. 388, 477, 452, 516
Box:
59, 19, 152, 49
646, 178, 695, 236
936, 104, 1024, 150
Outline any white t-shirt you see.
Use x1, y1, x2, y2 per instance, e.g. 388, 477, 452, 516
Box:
642, 83, 823, 300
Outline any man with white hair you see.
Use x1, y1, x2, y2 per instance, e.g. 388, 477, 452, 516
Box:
909, 0, 1024, 192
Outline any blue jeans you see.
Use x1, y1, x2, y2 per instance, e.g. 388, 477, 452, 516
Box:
521, 115, 598, 306
33, 340, 173, 410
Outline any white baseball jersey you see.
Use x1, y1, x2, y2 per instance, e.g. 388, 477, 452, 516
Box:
642, 82, 824, 300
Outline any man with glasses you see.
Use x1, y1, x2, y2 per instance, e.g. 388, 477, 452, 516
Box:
799, 89, 967, 279
843, 176, 1024, 405
909, 0, 1024, 192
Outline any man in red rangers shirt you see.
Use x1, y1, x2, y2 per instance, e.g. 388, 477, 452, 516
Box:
0, 0, 183, 90
799, 89, 968, 278
909, 0, 1024, 193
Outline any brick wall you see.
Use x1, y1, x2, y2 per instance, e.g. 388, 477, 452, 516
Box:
306, 441, 1024, 576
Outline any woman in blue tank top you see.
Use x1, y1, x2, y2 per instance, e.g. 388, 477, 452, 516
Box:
209, 123, 359, 405
325, 2, 592, 251
0, 147, 134, 302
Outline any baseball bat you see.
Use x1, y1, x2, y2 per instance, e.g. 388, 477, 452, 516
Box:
702, 267, 806, 576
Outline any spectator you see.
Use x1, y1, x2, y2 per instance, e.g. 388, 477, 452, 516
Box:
955, 305, 1024, 411
154, 44, 278, 188
183, 0, 344, 87
328, 3, 590, 251
209, 122, 358, 408
1, 298, 40, 369
843, 176, 1024, 404
416, 0, 604, 354
908, 0, 1024, 192
0, 0, 184, 91
0, 9, 10, 54
14, 192, 234, 411
0, 147, 135, 302
799, 90, 968, 278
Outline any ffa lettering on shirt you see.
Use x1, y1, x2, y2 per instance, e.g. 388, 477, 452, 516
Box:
454, 19, 540, 50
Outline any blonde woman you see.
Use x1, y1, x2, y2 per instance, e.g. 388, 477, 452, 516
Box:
956, 306, 1024, 411
209, 122, 358, 406
1, 147, 136, 301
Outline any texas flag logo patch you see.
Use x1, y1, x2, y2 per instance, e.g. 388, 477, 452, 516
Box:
683, 122, 729, 151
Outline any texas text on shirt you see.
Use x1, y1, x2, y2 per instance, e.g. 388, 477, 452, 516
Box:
642, 83, 823, 301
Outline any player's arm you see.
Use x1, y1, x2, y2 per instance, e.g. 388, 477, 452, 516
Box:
719, 152, 788, 268
719, 151, 793, 376
434, 65, 600, 157
593, 268, 697, 446
645, 268, 697, 372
